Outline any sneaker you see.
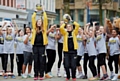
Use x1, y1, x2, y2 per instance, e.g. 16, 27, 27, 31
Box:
39, 77, 44, 80
97, 73, 100, 78
65, 78, 70, 81
57, 72, 61, 77
34, 77, 38, 80
64, 73, 67, 78
88, 77, 98, 81
11, 75, 16, 79
72, 78, 76, 81
100, 75, 109, 80
27, 74, 34, 78
48, 72, 53, 77
76, 73, 83, 79
3, 75, 8, 79
110, 74, 114, 79
22, 74, 27, 78
82, 75, 87, 79
45, 74, 51, 78
111, 75, 118, 81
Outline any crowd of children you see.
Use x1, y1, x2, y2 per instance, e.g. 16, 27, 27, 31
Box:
0, 6, 120, 81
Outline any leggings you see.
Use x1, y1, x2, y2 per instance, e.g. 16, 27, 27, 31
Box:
0, 54, 4, 70
3, 54, 14, 73
108, 54, 119, 74
89, 56, 97, 77
57, 42, 63, 68
76, 56, 82, 67
83, 53, 89, 76
97, 53, 107, 74
16, 54, 24, 75
46, 49, 56, 73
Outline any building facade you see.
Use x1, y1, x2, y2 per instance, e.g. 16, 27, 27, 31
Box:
55, 0, 120, 26
0, 0, 56, 29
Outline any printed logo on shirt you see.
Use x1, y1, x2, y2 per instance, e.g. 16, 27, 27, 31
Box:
87, 39, 90, 44
49, 33, 55, 38
77, 38, 83, 42
109, 40, 116, 44
17, 38, 23, 42
6, 35, 13, 41
68, 36, 73, 38
96, 35, 101, 41
0, 38, 4, 41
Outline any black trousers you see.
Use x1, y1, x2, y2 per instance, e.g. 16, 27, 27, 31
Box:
46, 49, 56, 73
3, 54, 14, 73
83, 53, 89, 76
64, 53, 77, 79
97, 53, 107, 74
108, 54, 119, 74
89, 56, 97, 77
16, 54, 24, 75
76, 56, 82, 66
58, 42, 63, 68
0, 54, 4, 70
33, 46, 46, 77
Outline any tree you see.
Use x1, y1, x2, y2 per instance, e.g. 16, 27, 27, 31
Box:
63, 0, 70, 14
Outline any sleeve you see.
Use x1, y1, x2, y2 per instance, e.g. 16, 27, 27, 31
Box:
73, 21, 80, 35
43, 12, 48, 31
32, 12, 37, 29
60, 24, 66, 36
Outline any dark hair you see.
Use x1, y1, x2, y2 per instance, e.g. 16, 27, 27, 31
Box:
7, 25, 11, 27
112, 28, 119, 35
0, 25, 2, 27
18, 29, 23, 37
24, 27, 31, 34
36, 19, 43, 32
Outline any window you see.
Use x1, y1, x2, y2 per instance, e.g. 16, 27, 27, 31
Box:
54, 9, 60, 24
69, 0, 74, 3
3, 0, 5, 6
7, 0, 9, 6
78, 9, 84, 26
70, 10, 75, 20
0, 0, 1, 5
11, 0, 13, 7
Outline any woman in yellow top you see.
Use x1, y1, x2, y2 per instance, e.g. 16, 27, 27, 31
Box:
60, 14, 79, 81
31, 7, 48, 80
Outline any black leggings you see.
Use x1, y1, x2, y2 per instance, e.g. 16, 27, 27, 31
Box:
83, 53, 89, 76
33, 46, 46, 77
64, 53, 77, 79
16, 54, 24, 75
108, 54, 119, 74
89, 56, 97, 77
46, 49, 56, 73
97, 53, 107, 74
58, 42, 63, 68
0, 54, 4, 70
76, 56, 82, 67
3, 54, 14, 73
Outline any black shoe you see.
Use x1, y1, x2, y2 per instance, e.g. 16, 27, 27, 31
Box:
18, 73, 21, 76
82, 75, 87, 79
100, 75, 109, 81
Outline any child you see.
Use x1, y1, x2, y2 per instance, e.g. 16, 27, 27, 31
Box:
15, 29, 24, 76
45, 25, 57, 78
96, 25, 108, 80
60, 15, 79, 81
76, 28, 84, 79
108, 29, 120, 81
84, 22, 97, 81
22, 27, 33, 78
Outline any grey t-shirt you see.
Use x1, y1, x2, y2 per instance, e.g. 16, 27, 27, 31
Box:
3, 33, 15, 54
15, 36, 24, 54
86, 37, 97, 56
77, 35, 84, 56
23, 34, 32, 52
0, 35, 4, 54
96, 33, 107, 54
108, 36, 120, 56
46, 32, 56, 50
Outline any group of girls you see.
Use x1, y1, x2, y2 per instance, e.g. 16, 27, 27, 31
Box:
0, 7, 120, 81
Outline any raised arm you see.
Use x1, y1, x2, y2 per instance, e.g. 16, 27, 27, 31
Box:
43, 11, 48, 32
92, 22, 96, 38
73, 21, 80, 35
32, 11, 37, 29
60, 23, 66, 36
12, 21, 18, 35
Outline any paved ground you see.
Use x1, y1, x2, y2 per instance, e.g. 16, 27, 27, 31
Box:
0, 51, 119, 81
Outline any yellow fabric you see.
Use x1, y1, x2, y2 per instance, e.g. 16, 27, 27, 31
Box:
60, 22, 80, 52
31, 12, 48, 45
